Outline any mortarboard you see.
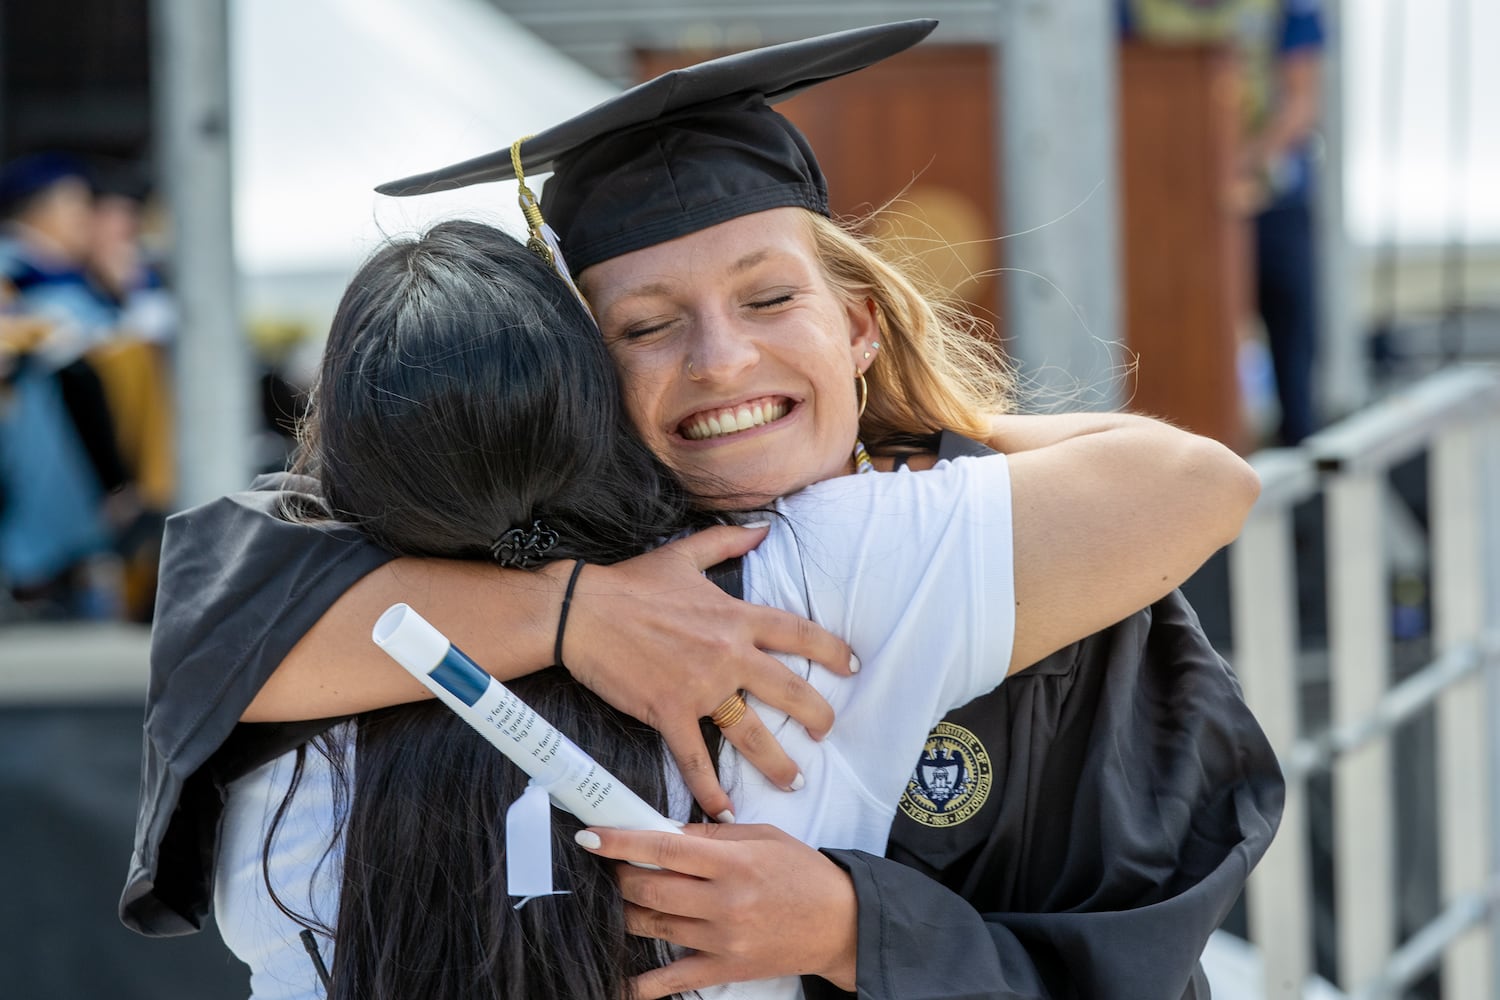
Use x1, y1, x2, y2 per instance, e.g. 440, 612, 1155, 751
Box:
376, 19, 937, 273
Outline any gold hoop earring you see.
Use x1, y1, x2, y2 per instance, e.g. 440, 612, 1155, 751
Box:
855, 369, 869, 418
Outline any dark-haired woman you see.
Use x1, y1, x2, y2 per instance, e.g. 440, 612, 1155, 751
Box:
208, 218, 1259, 1000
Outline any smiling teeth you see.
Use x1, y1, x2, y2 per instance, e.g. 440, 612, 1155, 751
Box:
684, 400, 789, 440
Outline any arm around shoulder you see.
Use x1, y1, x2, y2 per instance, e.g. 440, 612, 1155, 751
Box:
993, 412, 1259, 672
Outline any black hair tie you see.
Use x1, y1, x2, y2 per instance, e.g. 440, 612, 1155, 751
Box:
554, 559, 587, 668
490, 520, 559, 568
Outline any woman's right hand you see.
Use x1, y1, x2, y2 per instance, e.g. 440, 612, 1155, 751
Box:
560, 523, 856, 820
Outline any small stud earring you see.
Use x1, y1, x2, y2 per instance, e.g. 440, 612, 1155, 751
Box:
872, 342, 881, 351
862, 350, 871, 360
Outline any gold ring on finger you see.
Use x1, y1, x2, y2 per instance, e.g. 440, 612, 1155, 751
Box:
709, 691, 750, 729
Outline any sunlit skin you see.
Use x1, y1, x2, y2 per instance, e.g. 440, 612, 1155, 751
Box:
581, 208, 879, 509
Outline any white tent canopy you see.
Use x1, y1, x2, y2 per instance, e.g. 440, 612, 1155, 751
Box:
230, 0, 618, 321
228, 0, 1500, 326
1343, 0, 1500, 247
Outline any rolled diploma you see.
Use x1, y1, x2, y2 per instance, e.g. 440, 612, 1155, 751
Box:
372, 602, 681, 836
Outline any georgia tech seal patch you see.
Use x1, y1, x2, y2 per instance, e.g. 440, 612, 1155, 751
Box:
898, 721, 992, 828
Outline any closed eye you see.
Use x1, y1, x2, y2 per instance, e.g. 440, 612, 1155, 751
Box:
612, 316, 676, 341
747, 294, 794, 310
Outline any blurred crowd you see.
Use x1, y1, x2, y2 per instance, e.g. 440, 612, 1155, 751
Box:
0, 152, 175, 624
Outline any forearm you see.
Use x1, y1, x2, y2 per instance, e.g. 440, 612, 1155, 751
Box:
169, 477, 844, 824
982, 410, 1144, 455
995, 412, 1260, 670
986, 410, 1258, 545
1246, 53, 1322, 172
245, 556, 566, 721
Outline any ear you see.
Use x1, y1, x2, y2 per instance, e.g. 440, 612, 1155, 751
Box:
846, 296, 880, 373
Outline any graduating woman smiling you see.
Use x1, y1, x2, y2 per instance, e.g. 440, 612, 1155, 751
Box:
125, 20, 1281, 1000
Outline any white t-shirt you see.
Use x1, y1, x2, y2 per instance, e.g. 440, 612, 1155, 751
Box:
215, 454, 1015, 1000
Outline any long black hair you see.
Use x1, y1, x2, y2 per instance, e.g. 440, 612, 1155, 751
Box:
305, 218, 702, 563
287, 220, 717, 999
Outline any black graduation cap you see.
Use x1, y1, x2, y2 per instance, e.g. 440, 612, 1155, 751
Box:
376, 19, 938, 273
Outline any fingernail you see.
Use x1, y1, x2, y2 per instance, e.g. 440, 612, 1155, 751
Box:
849, 653, 861, 674
787, 772, 806, 792
740, 518, 771, 530
716, 809, 736, 824
574, 830, 602, 849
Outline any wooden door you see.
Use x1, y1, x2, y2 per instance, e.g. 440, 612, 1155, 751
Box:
1118, 42, 1251, 450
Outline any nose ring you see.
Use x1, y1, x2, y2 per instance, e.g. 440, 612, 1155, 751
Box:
687, 360, 704, 382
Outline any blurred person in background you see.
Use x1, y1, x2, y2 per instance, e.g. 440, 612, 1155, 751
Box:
0, 152, 120, 617
84, 165, 176, 619
87, 167, 177, 348
0, 152, 174, 620
1121, 0, 1326, 445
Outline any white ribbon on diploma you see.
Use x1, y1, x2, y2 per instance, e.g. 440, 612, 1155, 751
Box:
505, 781, 569, 909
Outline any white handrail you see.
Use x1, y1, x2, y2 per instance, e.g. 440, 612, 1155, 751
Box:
1230, 363, 1500, 1000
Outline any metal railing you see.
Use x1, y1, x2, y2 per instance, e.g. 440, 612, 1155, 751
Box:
1231, 364, 1500, 999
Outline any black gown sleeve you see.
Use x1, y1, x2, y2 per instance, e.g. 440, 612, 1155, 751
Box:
805, 590, 1283, 1000
120, 471, 394, 936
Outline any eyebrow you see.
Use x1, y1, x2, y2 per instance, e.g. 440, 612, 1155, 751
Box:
610, 281, 676, 303
601, 248, 787, 310
729, 248, 774, 274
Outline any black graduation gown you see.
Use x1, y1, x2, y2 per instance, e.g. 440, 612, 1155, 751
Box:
804, 586, 1281, 999
119, 473, 392, 936
120, 465, 1284, 1000
800, 436, 1285, 999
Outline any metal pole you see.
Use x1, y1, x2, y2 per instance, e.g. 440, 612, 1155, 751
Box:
1483, 416, 1500, 1000
151, 0, 253, 509
1432, 423, 1495, 999
1436, 0, 1471, 363
1230, 494, 1315, 1000
1315, 0, 1367, 420
1324, 471, 1397, 990
996, 0, 1122, 409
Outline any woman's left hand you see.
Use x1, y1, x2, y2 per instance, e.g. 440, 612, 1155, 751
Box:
574, 823, 859, 998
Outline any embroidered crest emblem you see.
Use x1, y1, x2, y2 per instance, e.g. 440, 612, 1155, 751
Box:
898, 721, 992, 828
